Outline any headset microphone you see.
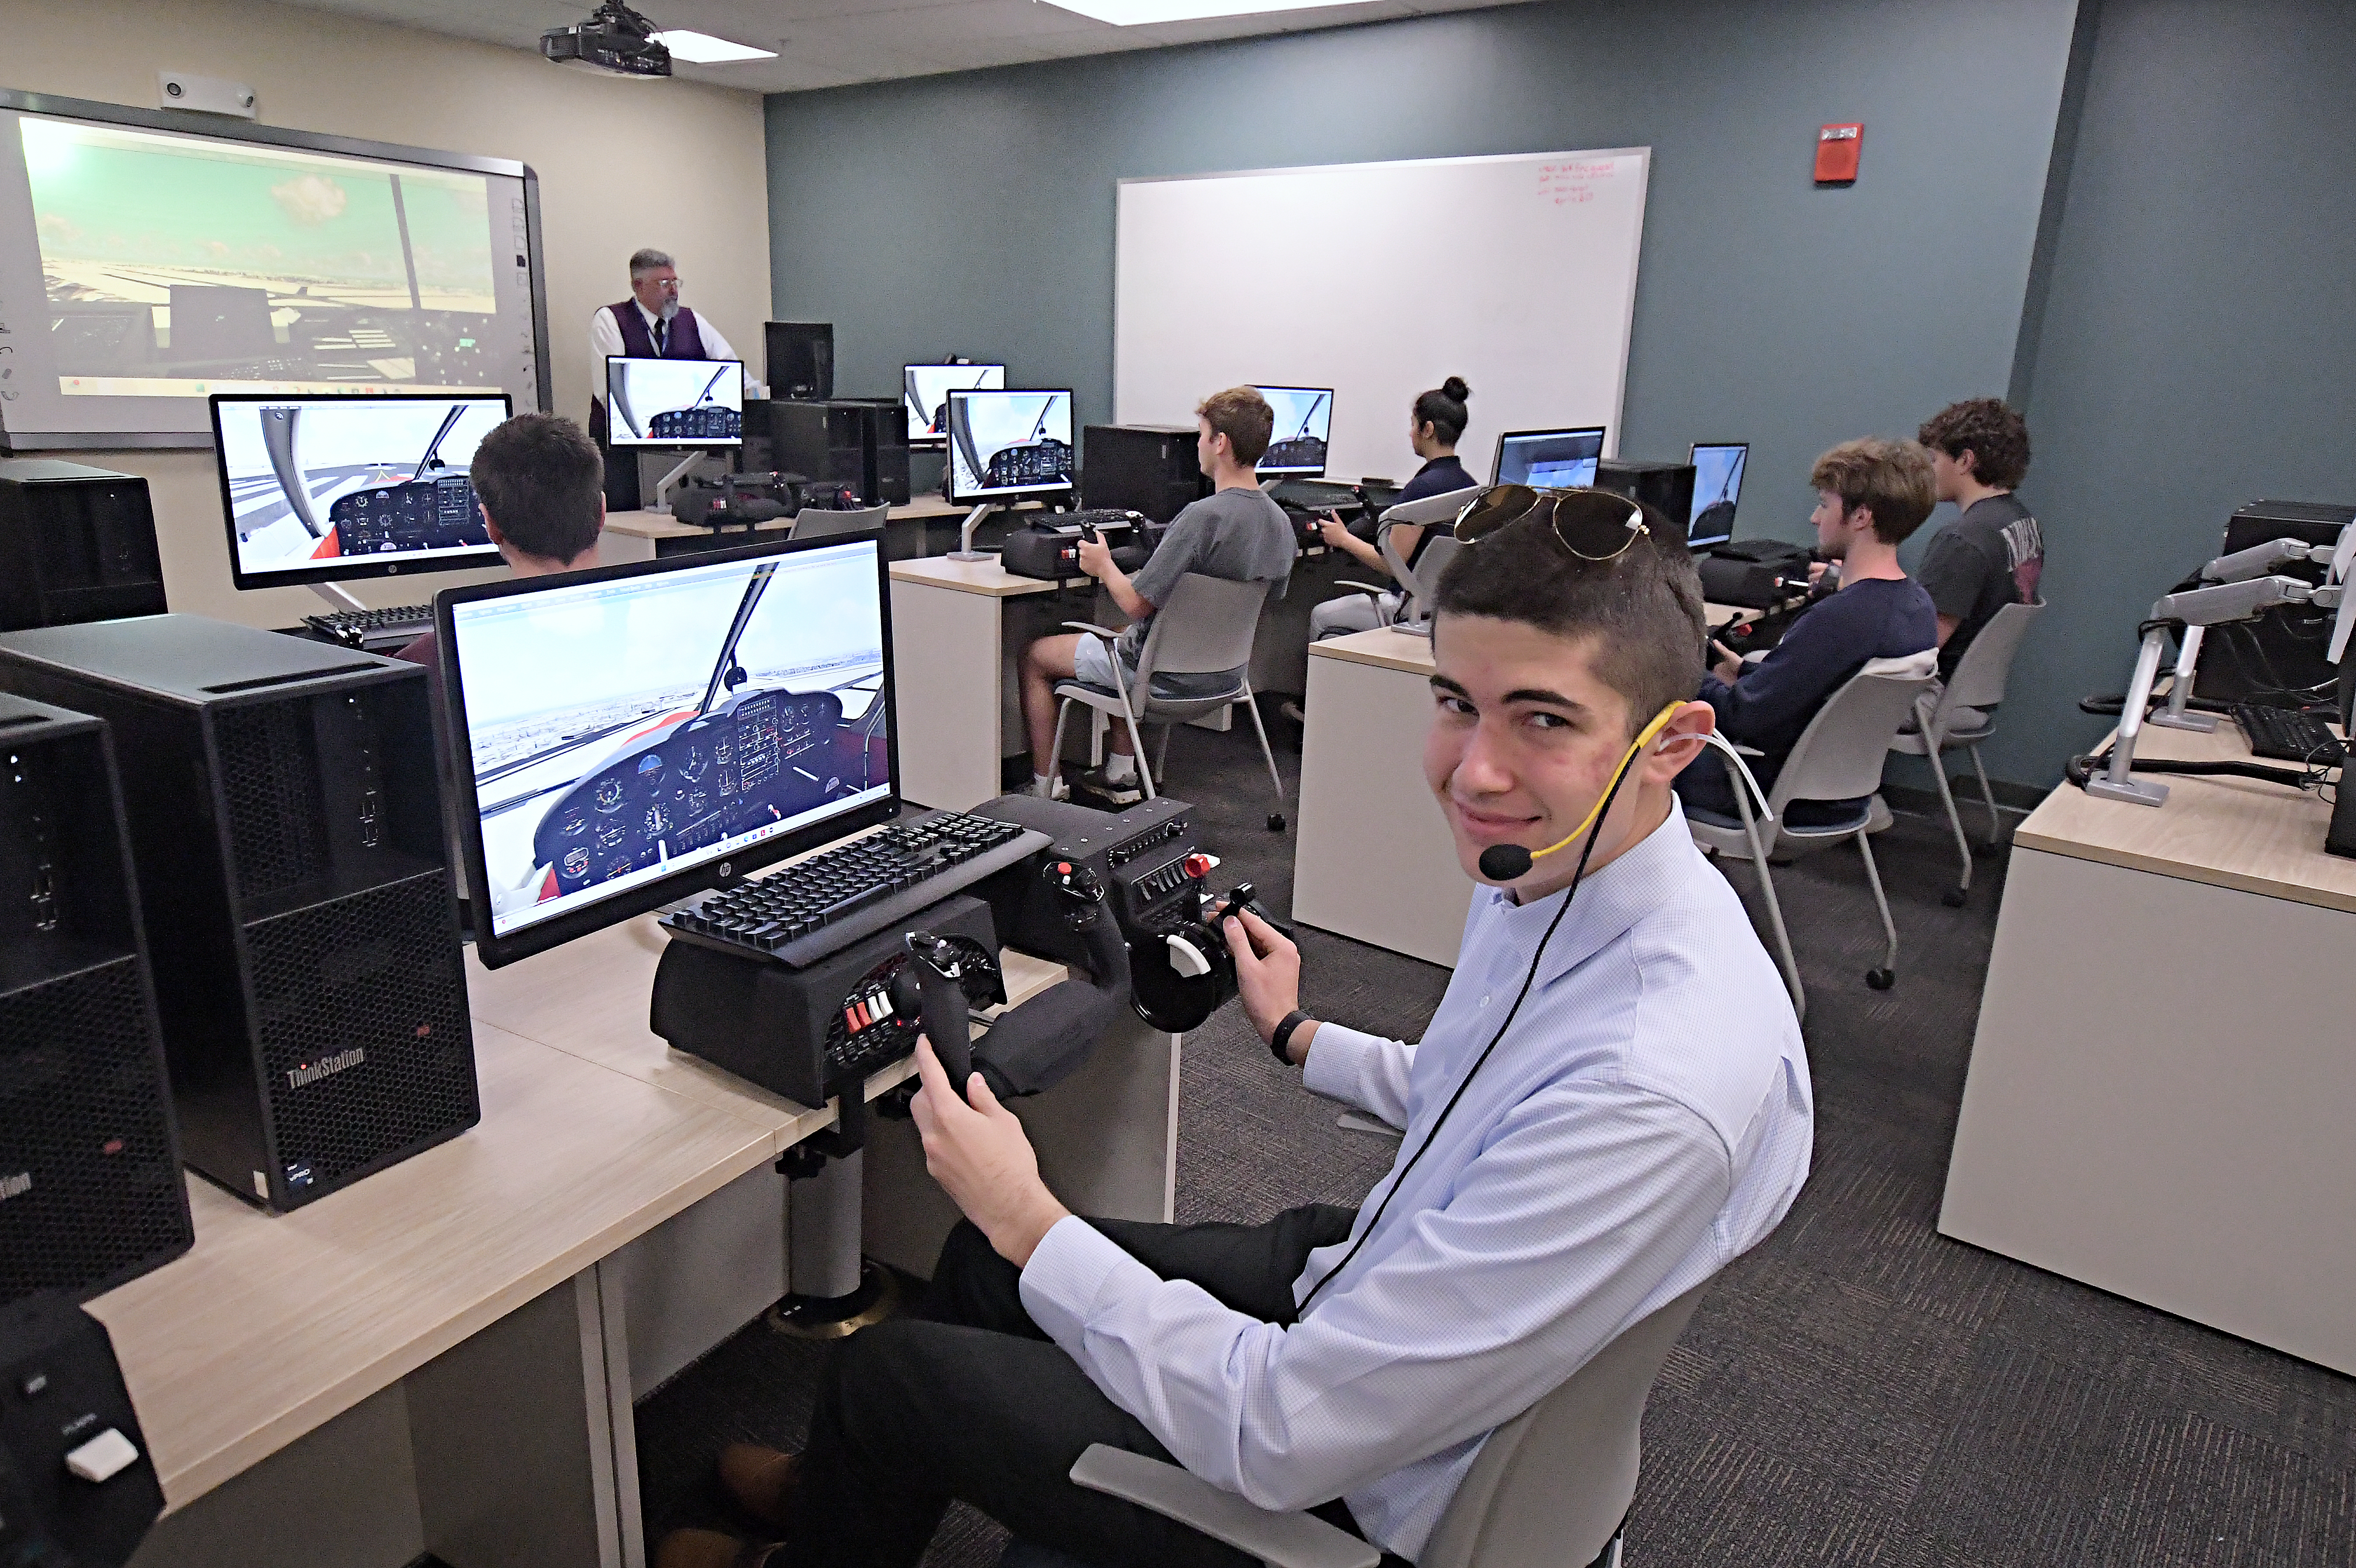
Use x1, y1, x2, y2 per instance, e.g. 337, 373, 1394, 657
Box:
1475, 703, 1686, 883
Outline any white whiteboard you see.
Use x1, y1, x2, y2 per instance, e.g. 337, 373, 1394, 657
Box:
1114, 148, 1650, 484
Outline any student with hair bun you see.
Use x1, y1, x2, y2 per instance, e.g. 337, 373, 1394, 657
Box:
1310, 377, 1479, 640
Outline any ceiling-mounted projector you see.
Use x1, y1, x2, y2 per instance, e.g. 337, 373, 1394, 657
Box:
542, 0, 672, 78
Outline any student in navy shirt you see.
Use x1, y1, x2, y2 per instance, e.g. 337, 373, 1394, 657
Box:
1310, 377, 1481, 639
1676, 438, 1938, 828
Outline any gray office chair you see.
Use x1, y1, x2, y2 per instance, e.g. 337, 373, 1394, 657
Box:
1685, 652, 1938, 1019
1052, 1279, 1713, 1568
789, 502, 890, 541
1885, 600, 2045, 906
1052, 573, 1285, 808
1335, 484, 1483, 633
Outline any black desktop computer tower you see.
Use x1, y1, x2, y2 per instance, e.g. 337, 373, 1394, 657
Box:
764, 322, 835, 402
0, 694, 193, 1305
0, 617, 478, 1213
745, 399, 910, 507
1082, 425, 1210, 523
1595, 460, 1697, 544
0, 462, 169, 633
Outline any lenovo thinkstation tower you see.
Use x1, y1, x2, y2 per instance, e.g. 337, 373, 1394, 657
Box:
1081, 425, 1211, 523
0, 617, 478, 1211
0, 462, 169, 633
743, 399, 911, 507
0, 695, 192, 1304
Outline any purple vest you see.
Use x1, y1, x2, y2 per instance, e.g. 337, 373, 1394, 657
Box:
592, 301, 711, 439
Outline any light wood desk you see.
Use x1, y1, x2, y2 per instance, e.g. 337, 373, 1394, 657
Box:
602, 494, 969, 562
1940, 717, 2355, 1373
1292, 604, 1774, 966
95, 826, 1178, 1568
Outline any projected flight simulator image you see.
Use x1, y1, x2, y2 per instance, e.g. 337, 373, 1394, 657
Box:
17, 115, 518, 399
605, 357, 744, 445
1256, 387, 1332, 476
946, 389, 1073, 501
903, 362, 1004, 446
1496, 427, 1607, 490
448, 543, 890, 939
212, 394, 508, 583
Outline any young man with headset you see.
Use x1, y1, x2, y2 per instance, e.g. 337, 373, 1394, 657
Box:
659, 492, 1813, 1568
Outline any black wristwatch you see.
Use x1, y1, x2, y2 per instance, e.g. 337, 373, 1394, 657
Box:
1269, 1010, 1312, 1066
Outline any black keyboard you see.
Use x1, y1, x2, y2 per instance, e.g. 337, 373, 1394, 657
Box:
2233, 704, 2346, 764
661, 811, 1050, 969
1025, 509, 1142, 537
304, 605, 434, 646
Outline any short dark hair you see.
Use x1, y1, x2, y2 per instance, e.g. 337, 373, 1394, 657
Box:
1413, 377, 1471, 445
470, 413, 604, 564
1917, 398, 2031, 490
1196, 387, 1274, 468
1811, 438, 1937, 545
1431, 500, 1706, 738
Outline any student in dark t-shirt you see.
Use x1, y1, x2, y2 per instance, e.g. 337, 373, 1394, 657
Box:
1310, 377, 1480, 639
1915, 399, 2044, 678
1677, 438, 1939, 827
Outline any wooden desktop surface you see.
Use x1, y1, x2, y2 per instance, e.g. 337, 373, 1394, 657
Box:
606, 493, 963, 542
1306, 600, 1777, 679
889, 555, 1065, 598
2013, 716, 2355, 914
90, 818, 1070, 1512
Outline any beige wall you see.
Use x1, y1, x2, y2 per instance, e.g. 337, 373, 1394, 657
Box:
0, 0, 769, 626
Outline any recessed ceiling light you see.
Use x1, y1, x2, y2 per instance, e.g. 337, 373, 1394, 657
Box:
650, 29, 778, 62
1041, 0, 1354, 23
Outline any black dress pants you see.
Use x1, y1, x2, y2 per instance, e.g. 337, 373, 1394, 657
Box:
780, 1206, 1415, 1568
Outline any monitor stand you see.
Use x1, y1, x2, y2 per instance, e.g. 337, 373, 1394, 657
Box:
308, 581, 368, 613
949, 503, 996, 563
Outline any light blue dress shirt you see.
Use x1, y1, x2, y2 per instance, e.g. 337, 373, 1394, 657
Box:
1019, 801, 1814, 1560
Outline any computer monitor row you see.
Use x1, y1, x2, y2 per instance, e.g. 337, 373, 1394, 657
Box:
1491, 427, 1749, 551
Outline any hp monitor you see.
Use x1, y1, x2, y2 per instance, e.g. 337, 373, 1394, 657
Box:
210, 392, 510, 590
904, 364, 1005, 448
1687, 443, 1748, 551
440, 535, 899, 968
944, 389, 1074, 506
1256, 387, 1333, 477
604, 357, 744, 447
1494, 427, 1607, 490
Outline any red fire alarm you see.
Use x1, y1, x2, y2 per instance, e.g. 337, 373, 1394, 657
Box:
1816, 123, 1862, 185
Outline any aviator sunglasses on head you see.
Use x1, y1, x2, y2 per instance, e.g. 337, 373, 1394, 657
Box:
1452, 484, 1649, 563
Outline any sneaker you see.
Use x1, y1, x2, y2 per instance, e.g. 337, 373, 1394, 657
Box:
1279, 700, 1307, 724
1027, 772, 1070, 801
1073, 764, 1144, 806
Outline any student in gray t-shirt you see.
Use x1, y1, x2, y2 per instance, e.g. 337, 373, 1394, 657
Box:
1019, 387, 1295, 804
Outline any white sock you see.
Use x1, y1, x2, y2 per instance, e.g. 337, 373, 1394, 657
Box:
1103, 751, 1137, 783
1030, 772, 1060, 798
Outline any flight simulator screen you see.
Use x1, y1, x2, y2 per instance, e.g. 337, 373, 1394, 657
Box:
0, 104, 541, 444
1256, 387, 1332, 476
945, 389, 1073, 503
1688, 443, 1748, 550
904, 363, 1004, 447
446, 540, 892, 941
605, 357, 743, 446
1496, 427, 1607, 490
211, 393, 510, 588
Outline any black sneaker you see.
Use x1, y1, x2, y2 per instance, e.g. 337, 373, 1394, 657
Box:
1073, 764, 1144, 806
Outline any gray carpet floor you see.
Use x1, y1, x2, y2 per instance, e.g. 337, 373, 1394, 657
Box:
635, 712, 2356, 1566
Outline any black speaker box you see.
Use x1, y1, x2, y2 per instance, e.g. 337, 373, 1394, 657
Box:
763, 322, 834, 401
0, 695, 191, 1306
0, 462, 169, 633
0, 617, 477, 1212
1081, 426, 1211, 523
1595, 459, 1697, 544
651, 892, 1002, 1107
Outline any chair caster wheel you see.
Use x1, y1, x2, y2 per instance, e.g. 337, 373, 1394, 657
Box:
1865, 968, 1895, 990
1941, 887, 1968, 908
1267, 813, 1286, 832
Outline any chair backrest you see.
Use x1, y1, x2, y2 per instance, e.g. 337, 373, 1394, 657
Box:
1767, 651, 1939, 812
1418, 1281, 1713, 1568
1132, 573, 1270, 689
789, 503, 890, 541
1939, 598, 2045, 715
